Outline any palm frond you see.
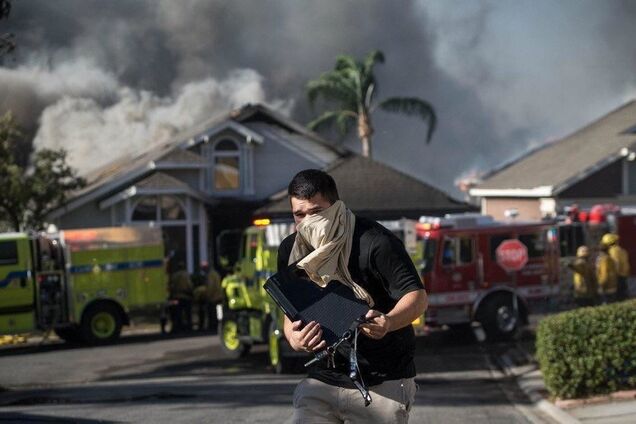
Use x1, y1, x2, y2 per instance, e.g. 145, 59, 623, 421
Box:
307, 110, 356, 135
335, 54, 359, 72
360, 50, 384, 100
378, 97, 437, 143
306, 72, 358, 109
363, 50, 385, 74
335, 112, 356, 135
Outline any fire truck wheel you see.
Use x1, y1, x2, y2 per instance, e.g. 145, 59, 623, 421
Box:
479, 294, 519, 342
219, 318, 250, 358
269, 322, 299, 374
54, 326, 83, 343
81, 303, 123, 344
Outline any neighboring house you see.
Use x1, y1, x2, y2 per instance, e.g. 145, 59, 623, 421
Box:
50, 103, 470, 272
257, 155, 472, 220
470, 100, 636, 221
50, 104, 346, 272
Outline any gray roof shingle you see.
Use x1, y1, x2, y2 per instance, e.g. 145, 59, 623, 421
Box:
256, 156, 470, 219
474, 100, 636, 193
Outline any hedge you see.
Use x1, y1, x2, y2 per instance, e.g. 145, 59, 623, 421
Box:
536, 300, 636, 399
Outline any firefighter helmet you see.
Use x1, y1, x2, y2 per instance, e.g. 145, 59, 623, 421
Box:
601, 233, 618, 246
576, 245, 590, 257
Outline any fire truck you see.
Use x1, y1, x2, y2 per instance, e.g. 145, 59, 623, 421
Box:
0, 227, 167, 344
414, 214, 560, 340
215, 219, 305, 373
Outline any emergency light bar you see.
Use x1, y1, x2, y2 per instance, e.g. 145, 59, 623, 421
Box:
418, 213, 495, 230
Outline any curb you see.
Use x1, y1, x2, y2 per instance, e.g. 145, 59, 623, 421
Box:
555, 390, 636, 409
497, 352, 581, 424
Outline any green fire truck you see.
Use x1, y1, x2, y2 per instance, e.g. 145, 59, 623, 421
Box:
0, 226, 167, 344
216, 219, 305, 373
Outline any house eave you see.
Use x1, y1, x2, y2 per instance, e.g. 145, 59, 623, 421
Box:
98, 186, 213, 210
187, 120, 265, 147
152, 162, 208, 170
552, 148, 631, 195
469, 186, 554, 198
48, 163, 156, 220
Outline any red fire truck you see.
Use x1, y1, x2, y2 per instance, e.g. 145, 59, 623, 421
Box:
414, 214, 560, 341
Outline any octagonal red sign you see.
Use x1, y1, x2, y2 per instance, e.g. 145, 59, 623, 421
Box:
496, 239, 528, 272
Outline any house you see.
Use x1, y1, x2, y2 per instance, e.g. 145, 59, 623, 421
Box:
469, 100, 636, 220
50, 104, 346, 272
50, 103, 469, 272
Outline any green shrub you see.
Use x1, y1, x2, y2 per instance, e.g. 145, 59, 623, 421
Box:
536, 300, 636, 399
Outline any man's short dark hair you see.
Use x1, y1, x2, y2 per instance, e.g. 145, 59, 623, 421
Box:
288, 169, 339, 203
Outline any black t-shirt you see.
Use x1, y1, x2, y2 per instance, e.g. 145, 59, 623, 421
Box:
277, 216, 424, 387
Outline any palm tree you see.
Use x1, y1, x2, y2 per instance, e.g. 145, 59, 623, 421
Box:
306, 50, 436, 158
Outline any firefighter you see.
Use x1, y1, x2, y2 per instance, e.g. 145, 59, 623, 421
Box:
567, 245, 598, 307
602, 233, 631, 301
168, 261, 193, 332
596, 240, 618, 304
193, 261, 223, 332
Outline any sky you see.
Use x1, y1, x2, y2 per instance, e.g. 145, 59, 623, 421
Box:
1, 0, 636, 198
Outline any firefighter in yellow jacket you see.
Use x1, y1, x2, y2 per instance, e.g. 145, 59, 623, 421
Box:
602, 233, 631, 301
568, 245, 598, 307
596, 240, 618, 303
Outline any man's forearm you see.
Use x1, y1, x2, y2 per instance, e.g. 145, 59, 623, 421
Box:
386, 289, 428, 332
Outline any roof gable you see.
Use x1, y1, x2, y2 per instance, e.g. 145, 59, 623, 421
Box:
51, 103, 346, 217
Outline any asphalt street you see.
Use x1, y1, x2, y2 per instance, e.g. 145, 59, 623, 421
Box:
0, 327, 556, 423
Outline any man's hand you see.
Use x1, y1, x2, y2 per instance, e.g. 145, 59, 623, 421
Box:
359, 290, 428, 340
360, 310, 391, 340
287, 319, 327, 352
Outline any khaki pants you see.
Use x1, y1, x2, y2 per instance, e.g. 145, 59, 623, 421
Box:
287, 377, 417, 424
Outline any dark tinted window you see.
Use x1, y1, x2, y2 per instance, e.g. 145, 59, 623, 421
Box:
459, 238, 474, 263
0, 241, 18, 265
132, 197, 157, 221
519, 233, 545, 258
246, 233, 258, 262
421, 239, 437, 273
442, 236, 474, 266
559, 224, 585, 257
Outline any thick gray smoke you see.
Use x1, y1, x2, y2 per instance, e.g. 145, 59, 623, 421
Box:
2, 0, 636, 195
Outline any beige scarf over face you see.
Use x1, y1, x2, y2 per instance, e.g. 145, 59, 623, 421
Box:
288, 200, 374, 307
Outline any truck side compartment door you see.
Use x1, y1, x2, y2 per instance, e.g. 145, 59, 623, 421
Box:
0, 237, 36, 334
438, 235, 478, 293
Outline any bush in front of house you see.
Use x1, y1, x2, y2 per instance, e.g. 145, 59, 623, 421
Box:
536, 299, 636, 399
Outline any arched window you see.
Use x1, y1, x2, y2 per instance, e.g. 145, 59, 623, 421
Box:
132, 197, 158, 221
132, 196, 186, 222
213, 139, 240, 191
160, 196, 186, 220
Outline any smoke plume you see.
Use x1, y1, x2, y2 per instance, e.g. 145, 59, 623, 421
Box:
2, 0, 636, 195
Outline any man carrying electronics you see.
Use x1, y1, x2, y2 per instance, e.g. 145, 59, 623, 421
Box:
277, 169, 428, 423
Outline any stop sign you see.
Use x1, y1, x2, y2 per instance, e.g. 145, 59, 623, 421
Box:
496, 239, 528, 272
